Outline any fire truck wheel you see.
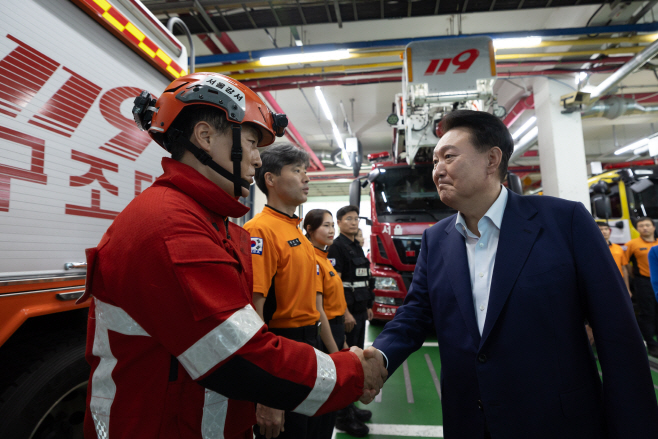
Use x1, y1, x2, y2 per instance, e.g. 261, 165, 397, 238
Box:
0, 331, 89, 439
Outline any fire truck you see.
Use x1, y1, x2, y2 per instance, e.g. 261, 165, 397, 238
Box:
350, 37, 521, 320
0, 0, 187, 436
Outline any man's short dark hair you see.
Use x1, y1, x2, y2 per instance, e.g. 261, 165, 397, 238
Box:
164, 105, 231, 161
596, 221, 610, 228
337, 205, 359, 221
255, 143, 310, 196
440, 110, 514, 182
637, 216, 654, 226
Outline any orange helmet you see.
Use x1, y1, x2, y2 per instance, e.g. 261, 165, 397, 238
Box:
132, 72, 288, 197
133, 72, 287, 148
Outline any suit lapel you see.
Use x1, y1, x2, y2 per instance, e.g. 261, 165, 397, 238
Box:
480, 192, 541, 348
442, 226, 481, 346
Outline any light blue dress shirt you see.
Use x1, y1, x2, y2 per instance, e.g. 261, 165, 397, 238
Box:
455, 186, 509, 335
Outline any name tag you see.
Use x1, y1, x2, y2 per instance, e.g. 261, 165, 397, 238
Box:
288, 238, 301, 247
356, 268, 368, 277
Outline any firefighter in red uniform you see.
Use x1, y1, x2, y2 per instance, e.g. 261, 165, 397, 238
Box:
80, 72, 386, 439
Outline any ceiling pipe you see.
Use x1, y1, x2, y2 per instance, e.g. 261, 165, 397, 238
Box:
510, 129, 539, 163
241, 69, 403, 88
589, 38, 658, 102
195, 22, 658, 64
581, 96, 658, 119
504, 95, 534, 127
260, 91, 325, 171
251, 77, 401, 92
497, 57, 633, 68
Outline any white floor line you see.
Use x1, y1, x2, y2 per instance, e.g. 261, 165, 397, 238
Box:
402, 360, 414, 403
424, 353, 442, 401
335, 424, 444, 437
365, 341, 438, 347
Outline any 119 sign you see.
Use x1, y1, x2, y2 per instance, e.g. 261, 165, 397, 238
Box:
424, 49, 479, 76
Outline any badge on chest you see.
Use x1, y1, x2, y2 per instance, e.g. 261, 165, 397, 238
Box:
287, 238, 301, 247
356, 268, 368, 277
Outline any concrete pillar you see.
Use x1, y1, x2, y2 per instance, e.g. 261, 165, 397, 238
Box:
533, 77, 590, 211
253, 185, 267, 216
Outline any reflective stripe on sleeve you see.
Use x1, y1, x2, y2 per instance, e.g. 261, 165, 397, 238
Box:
178, 304, 264, 380
293, 349, 337, 416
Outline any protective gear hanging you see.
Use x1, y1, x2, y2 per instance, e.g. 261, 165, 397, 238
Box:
132, 72, 288, 197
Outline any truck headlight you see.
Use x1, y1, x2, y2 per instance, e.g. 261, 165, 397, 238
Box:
375, 296, 396, 305
373, 276, 399, 291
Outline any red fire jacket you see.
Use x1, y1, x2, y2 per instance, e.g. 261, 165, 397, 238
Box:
83, 158, 364, 438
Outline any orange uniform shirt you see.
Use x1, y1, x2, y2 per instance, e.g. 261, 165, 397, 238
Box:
625, 237, 658, 277
315, 247, 347, 320
245, 205, 321, 328
608, 242, 627, 276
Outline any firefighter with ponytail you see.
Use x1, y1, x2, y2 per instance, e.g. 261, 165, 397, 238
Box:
81, 73, 386, 439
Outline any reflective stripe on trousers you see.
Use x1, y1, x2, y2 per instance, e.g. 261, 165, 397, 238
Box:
90, 298, 230, 438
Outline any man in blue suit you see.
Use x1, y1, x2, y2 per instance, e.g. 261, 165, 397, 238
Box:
368, 110, 658, 438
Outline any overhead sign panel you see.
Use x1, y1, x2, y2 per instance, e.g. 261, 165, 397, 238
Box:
404, 36, 496, 95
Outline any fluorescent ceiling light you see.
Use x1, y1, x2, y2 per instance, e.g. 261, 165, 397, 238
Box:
634, 145, 650, 155
315, 86, 346, 155
294, 39, 303, 47
614, 138, 649, 155
493, 37, 542, 50
260, 49, 350, 66
515, 126, 539, 151
315, 86, 333, 120
576, 71, 588, 84
512, 116, 537, 140
332, 122, 344, 149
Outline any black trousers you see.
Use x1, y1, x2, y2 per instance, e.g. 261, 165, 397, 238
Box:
634, 276, 658, 348
346, 309, 368, 349
312, 317, 347, 439
254, 325, 333, 439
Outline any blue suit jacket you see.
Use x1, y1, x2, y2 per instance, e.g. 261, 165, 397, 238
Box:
372, 191, 658, 439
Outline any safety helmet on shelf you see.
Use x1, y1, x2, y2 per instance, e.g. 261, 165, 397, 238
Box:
132, 72, 288, 197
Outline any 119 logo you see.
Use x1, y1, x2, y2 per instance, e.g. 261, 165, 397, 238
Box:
424, 49, 480, 76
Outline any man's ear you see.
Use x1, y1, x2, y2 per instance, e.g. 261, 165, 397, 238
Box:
264, 171, 275, 188
191, 121, 212, 153
487, 147, 503, 175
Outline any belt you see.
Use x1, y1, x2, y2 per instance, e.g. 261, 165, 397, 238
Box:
328, 315, 345, 325
343, 281, 367, 289
270, 323, 320, 342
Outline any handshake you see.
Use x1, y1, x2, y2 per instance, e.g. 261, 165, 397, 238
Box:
350, 346, 388, 404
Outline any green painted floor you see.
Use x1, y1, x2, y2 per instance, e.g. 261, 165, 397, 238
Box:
334, 321, 658, 438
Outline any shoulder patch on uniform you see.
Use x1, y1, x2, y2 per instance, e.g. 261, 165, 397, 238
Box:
622, 245, 628, 251
329, 271, 335, 277
287, 238, 301, 247
317, 264, 320, 275
251, 237, 263, 255
329, 258, 336, 266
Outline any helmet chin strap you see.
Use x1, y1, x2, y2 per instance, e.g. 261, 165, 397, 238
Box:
168, 128, 249, 197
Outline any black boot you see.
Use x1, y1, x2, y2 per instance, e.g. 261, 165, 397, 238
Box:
335, 406, 369, 437
350, 403, 372, 422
